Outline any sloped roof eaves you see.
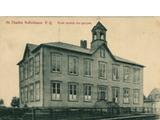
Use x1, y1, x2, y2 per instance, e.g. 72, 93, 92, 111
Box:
32, 44, 93, 55
31, 43, 144, 67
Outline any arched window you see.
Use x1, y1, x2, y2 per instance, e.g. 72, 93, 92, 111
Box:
100, 34, 104, 40
94, 34, 97, 40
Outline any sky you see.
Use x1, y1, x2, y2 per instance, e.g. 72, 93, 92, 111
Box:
0, 16, 160, 106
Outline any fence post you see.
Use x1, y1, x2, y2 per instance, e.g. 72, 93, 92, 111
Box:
32, 108, 36, 120
50, 108, 53, 120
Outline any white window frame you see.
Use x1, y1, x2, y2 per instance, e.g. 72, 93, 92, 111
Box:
68, 56, 79, 75
100, 48, 105, 58
51, 53, 62, 72
29, 84, 34, 102
124, 66, 130, 82
97, 86, 107, 101
133, 68, 140, 83
84, 84, 92, 101
35, 54, 40, 74
112, 87, 120, 103
51, 82, 61, 100
68, 83, 78, 101
24, 86, 28, 102
24, 62, 28, 79
20, 65, 24, 81
133, 89, 140, 104
99, 62, 107, 79
84, 59, 92, 77
123, 88, 130, 104
35, 82, 40, 101
29, 58, 34, 77
112, 65, 119, 81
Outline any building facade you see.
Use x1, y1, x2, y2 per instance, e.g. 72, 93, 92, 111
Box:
18, 22, 144, 108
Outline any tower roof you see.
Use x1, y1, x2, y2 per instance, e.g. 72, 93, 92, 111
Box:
91, 21, 107, 32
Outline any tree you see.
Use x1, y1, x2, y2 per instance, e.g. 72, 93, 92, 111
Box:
11, 97, 19, 108
0, 99, 4, 106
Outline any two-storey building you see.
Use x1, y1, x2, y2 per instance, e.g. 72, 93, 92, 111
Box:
17, 22, 144, 109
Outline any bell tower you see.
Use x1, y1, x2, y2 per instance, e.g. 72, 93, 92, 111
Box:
91, 21, 107, 49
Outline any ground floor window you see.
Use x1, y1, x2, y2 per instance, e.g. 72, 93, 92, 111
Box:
84, 84, 92, 101
20, 88, 24, 104
97, 86, 107, 101
68, 83, 78, 101
29, 84, 34, 102
133, 89, 140, 104
51, 82, 61, 100
24, 86, 28, 102
123, 88, 130, 104
112, 87, 120, 103
35, 82, 40, 101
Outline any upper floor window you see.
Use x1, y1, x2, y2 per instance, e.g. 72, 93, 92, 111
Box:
100, 34, 104, 40
68, 83, 78, 101
35, 82, 40, 101
84, 84, 92, 101
68, 56, 79, 75
51, 81, 61, 100
133, 68, 140, 83
123, 88, 130, 104
29, 58, 34, 77
20, 65, 24, 81
97, 86, 107, 101
123, 66, 130, 82
84, 59, 92, 77
133, 89, 140, 104
24, 62, 28, 80
29, 84, 34, 102
98, 62, 107, 79
112, 65, 119, 81
112, 87, 120, 103
51, 53, 62, 72
35, 54, 40, 74
93, 34, 97, 40
100, 48, 105, 58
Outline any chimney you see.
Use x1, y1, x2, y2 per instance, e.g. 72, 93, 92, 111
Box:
80, 40, 87, 49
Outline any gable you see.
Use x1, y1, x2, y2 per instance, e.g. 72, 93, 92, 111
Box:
92, 44, 115, 63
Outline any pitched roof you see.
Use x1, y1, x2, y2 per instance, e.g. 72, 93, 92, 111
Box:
18, 42, 144, 67
92, 21, 107, 31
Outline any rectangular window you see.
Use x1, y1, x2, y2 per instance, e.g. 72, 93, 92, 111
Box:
20, 65, 24, 81
100, 48, 105, 58
68, 56, 78, 75
24, 62, 28, 79
29, 84, 34, 102
68, 83, 78, 101
133, 89, 140, 104
29, 58, 34, 77
35, 82, 40, 101
24, 86, 28, 102
84, 84, 92, 101
35, 54, 40, 74
51, 53, 61, 72
84, 59, 92, 76
98, 86, 107, 101
112, 65, 119, 81
123, 88, 130, 104
112, 87, 120, 103
124, 66, 130, 82
133, 68, 140, 83
51, 82, 61, 100
20, 88, 24, 104
99, 62, 107, 79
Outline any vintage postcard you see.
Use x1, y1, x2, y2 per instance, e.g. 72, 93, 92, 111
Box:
0, 16, 160, 119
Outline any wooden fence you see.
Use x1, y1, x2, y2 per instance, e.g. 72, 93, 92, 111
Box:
0, 107, 159, 120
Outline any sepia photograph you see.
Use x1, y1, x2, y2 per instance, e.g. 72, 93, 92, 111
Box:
0, 16, 160, 119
